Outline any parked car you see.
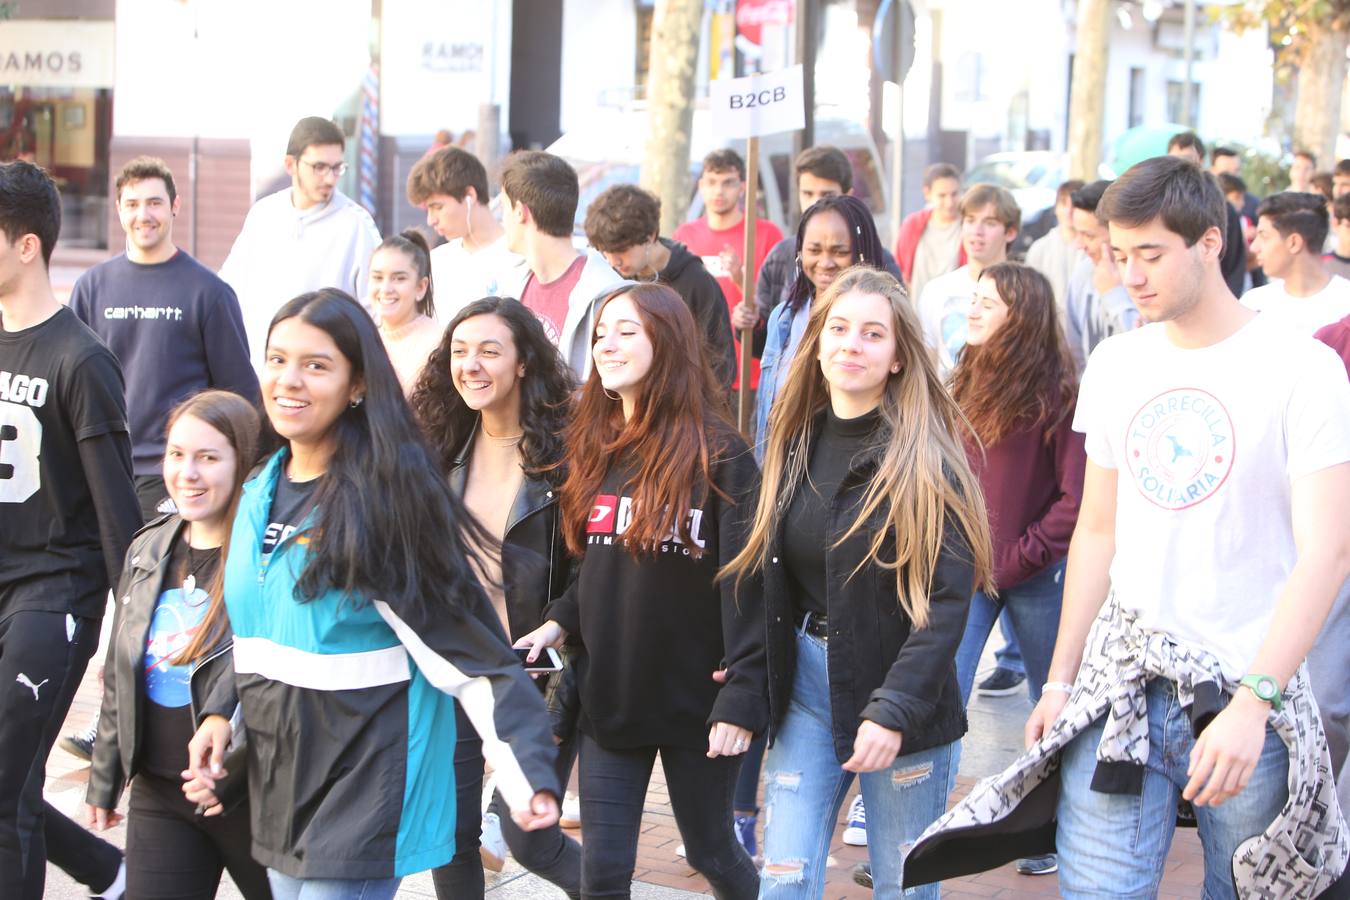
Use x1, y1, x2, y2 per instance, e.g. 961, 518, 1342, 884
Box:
964, 151, 1067, 220
546, 102, 894, 247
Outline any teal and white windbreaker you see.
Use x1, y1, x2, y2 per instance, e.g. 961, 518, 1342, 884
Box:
212, 450, 560, 879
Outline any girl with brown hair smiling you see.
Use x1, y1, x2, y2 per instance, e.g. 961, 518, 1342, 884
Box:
517, 282, 765, 900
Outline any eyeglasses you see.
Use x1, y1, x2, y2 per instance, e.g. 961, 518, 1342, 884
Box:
300, 159, 348, 178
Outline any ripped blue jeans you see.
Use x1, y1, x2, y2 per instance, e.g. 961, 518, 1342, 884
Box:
759, 629, 953, 899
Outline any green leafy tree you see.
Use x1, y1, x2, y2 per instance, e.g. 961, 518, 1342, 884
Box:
1223, 0, 1350, 166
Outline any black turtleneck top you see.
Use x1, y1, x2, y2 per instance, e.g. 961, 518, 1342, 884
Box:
782, 405, 882, 618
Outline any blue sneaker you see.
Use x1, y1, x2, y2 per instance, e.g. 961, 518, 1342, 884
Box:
842, 795, 867, 846
734, 813, 757, 857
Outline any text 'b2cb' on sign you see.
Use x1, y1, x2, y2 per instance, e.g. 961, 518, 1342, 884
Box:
710, 64, 805, 140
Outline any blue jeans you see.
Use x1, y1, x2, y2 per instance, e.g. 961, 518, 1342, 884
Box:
760, 630, 954, 899
267, 871, 401, 900
992, 610, 1024, 675
954, 560, 1065, 707
1057, 678, 1290, 899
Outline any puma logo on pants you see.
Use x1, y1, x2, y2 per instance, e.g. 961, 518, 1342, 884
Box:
15, 674, 49, 701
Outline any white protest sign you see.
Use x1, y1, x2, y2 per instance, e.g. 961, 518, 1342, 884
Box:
709, 64, 805, 140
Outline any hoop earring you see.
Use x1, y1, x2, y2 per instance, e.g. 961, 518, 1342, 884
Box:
603, 387, 622, 402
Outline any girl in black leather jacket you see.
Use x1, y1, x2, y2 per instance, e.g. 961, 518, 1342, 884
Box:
85, 390, 271, 899
410, 296, 581, 900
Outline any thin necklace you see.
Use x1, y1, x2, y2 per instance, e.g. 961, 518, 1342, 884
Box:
481, 420, 524, 442
181, 528, 218, 600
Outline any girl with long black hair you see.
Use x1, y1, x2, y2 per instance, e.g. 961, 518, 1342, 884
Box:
185, 288, 561, 900
516, 283, 765, 900
723, 265, 993, 899
410, 296, 582, 899
754, 194, 886, 451
86, 390, 271, 900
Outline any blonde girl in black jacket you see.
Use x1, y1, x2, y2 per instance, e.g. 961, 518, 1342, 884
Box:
723, 266, 993, 899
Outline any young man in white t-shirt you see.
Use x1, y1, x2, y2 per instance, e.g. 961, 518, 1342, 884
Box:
406, 146, 527, 320
1244, 190, 1350, 334
1025, 155, 1350, 896
916, 183, 1019, 377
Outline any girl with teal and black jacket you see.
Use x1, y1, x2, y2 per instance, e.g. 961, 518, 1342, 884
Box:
187, 289, 561, 900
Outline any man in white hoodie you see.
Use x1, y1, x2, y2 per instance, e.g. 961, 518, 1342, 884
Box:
220, 116, 381, 363
499, 150, 622, 378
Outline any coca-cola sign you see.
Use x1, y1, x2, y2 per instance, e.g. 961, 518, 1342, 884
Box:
736, 0, 795, 46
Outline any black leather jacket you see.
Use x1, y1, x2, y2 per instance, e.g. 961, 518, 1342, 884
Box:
763, 425, 976, 762
447, 431, 573, 643
87, 515, 249, 815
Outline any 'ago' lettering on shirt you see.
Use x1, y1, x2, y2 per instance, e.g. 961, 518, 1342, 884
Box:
586, 493, 707, 554
1125, 387, 1236, 510
0, 370, 50, 407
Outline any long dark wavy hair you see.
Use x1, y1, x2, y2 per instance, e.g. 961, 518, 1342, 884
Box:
782, 194, 886, 312
560, 283, 734, 559
410, 297, 575, 482
949, 262, 1077, 446
262, 288, 494, 613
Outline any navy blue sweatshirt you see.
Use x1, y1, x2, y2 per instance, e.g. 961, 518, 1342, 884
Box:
70, 251, 259, 476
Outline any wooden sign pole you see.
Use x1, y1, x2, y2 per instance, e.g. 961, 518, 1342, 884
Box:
737, 134, 760, 437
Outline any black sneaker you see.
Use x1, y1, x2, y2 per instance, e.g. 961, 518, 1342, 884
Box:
1015, 853, 1058, 875
975, 667, 1026, 697
59, 722, 97, 762
851, 862, 873, 889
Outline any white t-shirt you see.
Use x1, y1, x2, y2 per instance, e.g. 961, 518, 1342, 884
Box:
429, 236, 528, 321
1073, 317, 1350, 679
917, 264, 978, 378
1240, 274, 1350, 336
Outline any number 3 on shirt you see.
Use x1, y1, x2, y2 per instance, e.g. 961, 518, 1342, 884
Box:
0, 403, 42, 504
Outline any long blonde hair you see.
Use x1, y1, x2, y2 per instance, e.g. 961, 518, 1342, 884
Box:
721, 266, 992, 628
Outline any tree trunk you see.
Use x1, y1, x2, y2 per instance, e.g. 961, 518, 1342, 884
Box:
642, 0, 703, 235
1293, 18, 1349, 167
1067, 0, 1110, 182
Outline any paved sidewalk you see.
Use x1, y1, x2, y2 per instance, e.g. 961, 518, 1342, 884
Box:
44, 638, 1207, 899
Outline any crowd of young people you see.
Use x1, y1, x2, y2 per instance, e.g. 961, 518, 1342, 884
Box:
5, 114, 1350, 900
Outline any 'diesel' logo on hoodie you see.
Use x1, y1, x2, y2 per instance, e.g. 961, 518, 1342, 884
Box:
586, 494, 706, 554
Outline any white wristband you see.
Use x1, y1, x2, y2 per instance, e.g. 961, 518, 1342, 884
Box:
1042, 681, 1075, 695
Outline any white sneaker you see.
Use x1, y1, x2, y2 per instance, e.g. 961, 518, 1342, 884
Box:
559, 791, 581, 829
675, 843, 686, 858
479, 811, 508, 872
841, 794, 867, 847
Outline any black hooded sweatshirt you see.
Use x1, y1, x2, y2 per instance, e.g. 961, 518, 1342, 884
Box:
657, 238, 737, 386
545, 426, 767, 750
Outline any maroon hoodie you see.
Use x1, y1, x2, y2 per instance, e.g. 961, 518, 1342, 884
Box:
965, 406, 1086, 590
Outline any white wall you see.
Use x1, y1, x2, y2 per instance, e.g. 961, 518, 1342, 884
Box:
559, 0, 637, 133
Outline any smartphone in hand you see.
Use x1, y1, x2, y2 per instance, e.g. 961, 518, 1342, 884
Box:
515, 646, 563, 673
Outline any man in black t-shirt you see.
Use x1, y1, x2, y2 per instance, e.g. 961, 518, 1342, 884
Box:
0, 162, 140, 899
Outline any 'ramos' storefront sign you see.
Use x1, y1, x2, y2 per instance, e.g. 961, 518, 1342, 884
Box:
0, 20, 114, 89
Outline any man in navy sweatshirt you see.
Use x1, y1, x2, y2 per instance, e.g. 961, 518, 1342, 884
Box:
70, 156, 257, 521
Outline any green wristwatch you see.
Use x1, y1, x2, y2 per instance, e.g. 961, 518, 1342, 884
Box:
1239, 674, 1283, 712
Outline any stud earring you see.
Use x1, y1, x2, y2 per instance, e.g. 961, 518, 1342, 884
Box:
349, 396, 364, 409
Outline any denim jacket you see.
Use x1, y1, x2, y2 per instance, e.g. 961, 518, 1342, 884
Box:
753, 298, 811, 459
